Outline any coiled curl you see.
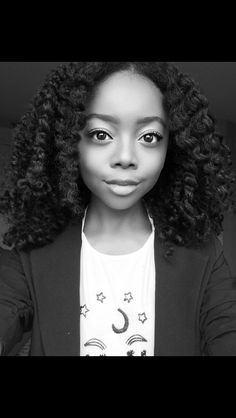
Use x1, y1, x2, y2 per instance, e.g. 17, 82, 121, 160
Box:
0, 62, 235, 257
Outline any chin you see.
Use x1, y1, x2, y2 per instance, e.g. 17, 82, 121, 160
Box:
101, 196, 142, 211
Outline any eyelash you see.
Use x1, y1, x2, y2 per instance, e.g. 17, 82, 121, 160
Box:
87, 129, 163, 144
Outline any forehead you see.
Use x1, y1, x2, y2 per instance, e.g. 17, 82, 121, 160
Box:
86, 71, 166, 120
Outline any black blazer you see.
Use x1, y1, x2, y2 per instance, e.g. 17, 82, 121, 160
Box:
1, 218, 236, 356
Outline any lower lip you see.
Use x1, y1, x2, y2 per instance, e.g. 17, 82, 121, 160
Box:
105, 182, 139, 196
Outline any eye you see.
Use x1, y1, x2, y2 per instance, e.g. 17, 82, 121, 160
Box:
139, 131, 163, 145
87, 129, 112, 142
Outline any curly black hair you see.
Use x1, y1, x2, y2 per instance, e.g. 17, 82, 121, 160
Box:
0, 62, 235, 256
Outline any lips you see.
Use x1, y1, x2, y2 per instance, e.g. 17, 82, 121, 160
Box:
105, 179, 140, 186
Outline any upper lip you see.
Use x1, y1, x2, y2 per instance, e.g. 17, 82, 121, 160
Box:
105, 179, 140, 186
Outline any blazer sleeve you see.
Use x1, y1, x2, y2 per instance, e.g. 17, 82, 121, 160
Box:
200, 236, 236, 356
0, 247, 33, 356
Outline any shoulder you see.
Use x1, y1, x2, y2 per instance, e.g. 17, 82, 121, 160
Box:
194, 233, 224, 260
180, 233, 229, 278
0, 217, 83, 267
162, 233, 225, 269
0, 246, 24, 273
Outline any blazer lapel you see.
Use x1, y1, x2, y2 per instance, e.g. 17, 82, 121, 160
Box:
154, 234, 210, 356
30, 219, 82, 356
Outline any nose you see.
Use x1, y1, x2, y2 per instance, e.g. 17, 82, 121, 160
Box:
110, 136, 138, 168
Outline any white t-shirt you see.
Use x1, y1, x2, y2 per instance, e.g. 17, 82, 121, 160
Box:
80, 206, 156, 356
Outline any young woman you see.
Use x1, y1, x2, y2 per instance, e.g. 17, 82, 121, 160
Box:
0, 62, 236, 356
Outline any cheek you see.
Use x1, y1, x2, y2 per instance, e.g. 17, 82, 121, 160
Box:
78, 147, 103, 185
78, 143, 95, 173
145, 151, 167, 183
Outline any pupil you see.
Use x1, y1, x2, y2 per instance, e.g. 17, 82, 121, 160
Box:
98, 132, 106, 140
145, 134, 153, 143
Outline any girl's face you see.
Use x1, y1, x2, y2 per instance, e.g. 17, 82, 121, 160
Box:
78, 70, 169, 211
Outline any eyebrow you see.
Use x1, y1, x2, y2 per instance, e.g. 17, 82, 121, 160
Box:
85, 113, 167, 129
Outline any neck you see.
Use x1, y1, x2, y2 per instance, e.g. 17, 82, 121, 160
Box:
84, 198, 151, 236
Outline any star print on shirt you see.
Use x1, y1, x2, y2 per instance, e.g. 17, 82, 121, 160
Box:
97, 292, 106, 303
138, 312, 147, 324
80, 304, 90, 318
124, 292, 133, 303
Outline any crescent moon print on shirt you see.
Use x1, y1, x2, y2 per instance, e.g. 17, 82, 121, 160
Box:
80, 291, 150, 356
112, 308, 129, 334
